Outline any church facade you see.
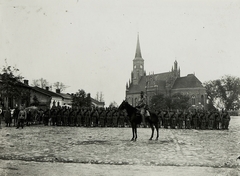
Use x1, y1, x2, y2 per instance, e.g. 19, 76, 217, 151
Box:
125, 36, 207, 109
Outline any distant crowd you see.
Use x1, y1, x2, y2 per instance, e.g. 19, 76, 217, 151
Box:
0, 106, 231, 130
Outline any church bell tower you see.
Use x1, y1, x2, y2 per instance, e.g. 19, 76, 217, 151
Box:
131, 34, 145, 85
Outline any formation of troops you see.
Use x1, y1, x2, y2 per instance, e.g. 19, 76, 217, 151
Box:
158, 109, 230, 130
0, 105, 231, 130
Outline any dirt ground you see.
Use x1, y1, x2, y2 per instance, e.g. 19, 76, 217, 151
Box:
0, 116, 240, 176
1, 159, 239, 176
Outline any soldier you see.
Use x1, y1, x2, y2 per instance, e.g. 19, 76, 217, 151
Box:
177, 110, 184, 129
208, 111, 215, 130
62, 107, 68, 126
16, 106, 27, 129
106, 107, 113, 127
170, 111, 177, 129
215, 111, 221, 130
43, 108, 50, 126
222, 109, 230, 130
112, 107, 119, 127
163, 110, 169, 129
4, 108, 12, 127
200, 111, 207, 130
85, 107, 91, 127
97, 107, 104, 127
13, 107, 19, 127
81, 107, 87, 127
75, 108, 82, 127
68, 108, 74, 126
118, 108, 125, 127
191, 109, 198, 129
50, 108, 56, 126
91, 107, 99, 127
185, 110, 192, 129
38, 109, 44, 124
136, 91, 147, 127
56, 107, 62, 126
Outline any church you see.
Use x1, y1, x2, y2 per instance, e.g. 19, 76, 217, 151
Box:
125, 36, 206, 109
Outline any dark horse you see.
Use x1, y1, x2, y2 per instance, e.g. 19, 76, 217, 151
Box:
118, 100, 159, 141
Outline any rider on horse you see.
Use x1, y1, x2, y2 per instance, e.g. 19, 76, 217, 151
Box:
136, 91, 148, 127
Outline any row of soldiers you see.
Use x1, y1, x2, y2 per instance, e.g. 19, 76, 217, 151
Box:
1, 105, 231, 130
41, 106, 128, 127
158, 109, 230, 130
39, 106, 231, 130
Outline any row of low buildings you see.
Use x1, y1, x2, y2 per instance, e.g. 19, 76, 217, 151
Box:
0, 77, 105, 110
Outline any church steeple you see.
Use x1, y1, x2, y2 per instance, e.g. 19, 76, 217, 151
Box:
135, 34, 142, 58
132, 34, 145, 85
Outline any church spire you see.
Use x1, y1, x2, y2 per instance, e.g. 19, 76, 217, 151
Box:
135, 34, 142, 58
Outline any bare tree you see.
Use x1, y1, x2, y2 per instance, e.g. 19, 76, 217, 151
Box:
32, 78, 49, 88
95, 92, 104, 102
53, 82, 68, 92
31, 79, 40, 87
95, 92, 99, 101
99, 92, 104, 102
39, 78, 49, 89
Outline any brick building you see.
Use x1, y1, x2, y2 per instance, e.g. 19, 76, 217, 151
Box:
125, 36, 206, 109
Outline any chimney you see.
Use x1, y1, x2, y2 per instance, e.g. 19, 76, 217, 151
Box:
24, 80, 29, 85
45, 86, 49, 91
56, 89, 60, 93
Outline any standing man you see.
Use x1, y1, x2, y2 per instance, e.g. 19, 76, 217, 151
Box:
13, 107, 20, 127
5, 108, 11, 127
137, 91, 147, 127
17, 106, 27, 129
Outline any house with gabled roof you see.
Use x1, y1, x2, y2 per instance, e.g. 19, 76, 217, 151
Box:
126, 35, 206, 109
30, 86, 64, 109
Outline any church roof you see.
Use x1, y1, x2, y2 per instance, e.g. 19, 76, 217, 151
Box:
172, 74, 204, 89
128, 74, 168, 94
152, 72, 172, 81
127, 73, 204, 94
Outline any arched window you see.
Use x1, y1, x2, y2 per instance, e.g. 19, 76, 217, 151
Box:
191, 95, 196, 105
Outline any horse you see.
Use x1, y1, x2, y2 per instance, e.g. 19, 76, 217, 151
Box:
118, 100, 159, 141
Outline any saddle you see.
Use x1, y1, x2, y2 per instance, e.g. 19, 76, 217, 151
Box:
136, 108, 150, 117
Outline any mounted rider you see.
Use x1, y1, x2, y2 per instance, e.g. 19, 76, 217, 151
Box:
136, 91, 149, 127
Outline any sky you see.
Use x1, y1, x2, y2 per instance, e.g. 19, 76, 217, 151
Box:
1, 0, 240, 106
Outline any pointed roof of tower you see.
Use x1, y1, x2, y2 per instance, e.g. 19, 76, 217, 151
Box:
134, 34, 143, 60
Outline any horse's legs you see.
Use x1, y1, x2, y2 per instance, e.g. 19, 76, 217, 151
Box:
134, 126, 137, 141
155, 123, 159, 140
131, 126, 135, 141
149, 123, 154, 140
